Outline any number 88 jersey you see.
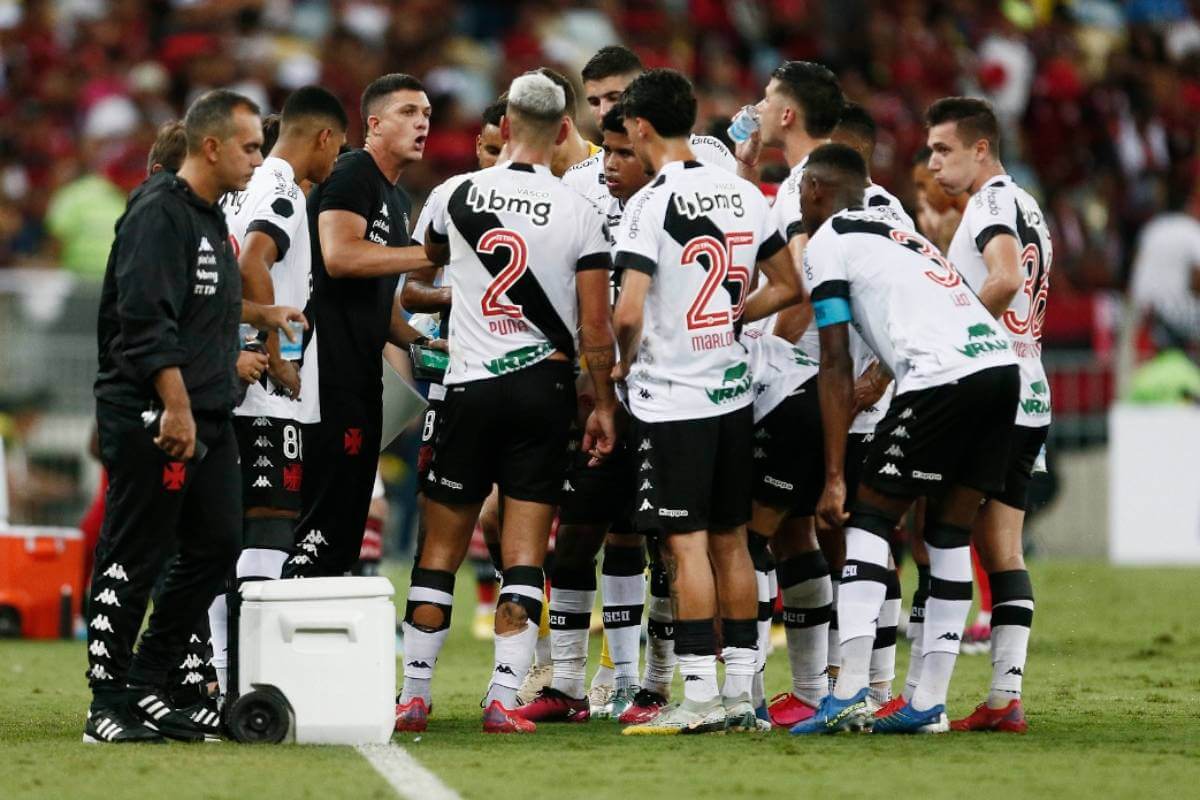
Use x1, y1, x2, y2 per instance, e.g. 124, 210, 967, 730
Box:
427, 162, 611, 385
613, 160, 782, 423
948, 174, 1053, 427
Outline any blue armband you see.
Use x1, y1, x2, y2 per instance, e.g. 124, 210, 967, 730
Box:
813, 297, 852, 327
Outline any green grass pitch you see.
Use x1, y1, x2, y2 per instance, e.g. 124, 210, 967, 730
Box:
2, 561, 1198, 799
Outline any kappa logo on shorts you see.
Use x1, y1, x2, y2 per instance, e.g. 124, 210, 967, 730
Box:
658, 507, 688, 518
252, 417, 271, 427
878, 463, 902, 477
252, 475, 273, 489
911, 470, 942, 481
753, 447, 767, 459
303, 530, 329, 546
89, 640, 110, 658
638, 438, 652, 452
754, 428, 770, 440
891, 426, 910, 439
639, 459, 651, 472
638, 498, 654, 512
179, 654, 203, 670
90, 614, 114, 632
639, 478, 653, 491
344, 428, 363, 455
102, 563, 129, 582
254, 455, 273, 468
763, 475, 793, 491
900, 408, 914, 419
884, 445, 905, 458
300, 542, 317, 554
283, 463, 302, 492
562, 480, 575, 492
162, 462, 186, 491
95, 589, 121, 607
89, 664, 113, 680
290, 554, 312, 566
427, 470, 437, 484
255, 436, 272, 448
439, 476, 464, 490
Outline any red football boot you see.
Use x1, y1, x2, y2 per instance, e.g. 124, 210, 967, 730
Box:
767, 692, 818, 728
874, 695, 907, 719
512, 688, 589, 723
395, 697, 429, 733
950, 699, 1027, 733
617, 689, 669, 725
483, 700, 536, 734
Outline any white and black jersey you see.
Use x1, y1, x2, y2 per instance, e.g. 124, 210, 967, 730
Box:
427, 162, 611, 385
803, 205, 1017, 394
222, 156, 319, 424
613, 159, 784, 422
864, 182, 915, 231
562, 133, 737, 221
948, 174, 1053, 428
743, 326, 818, 423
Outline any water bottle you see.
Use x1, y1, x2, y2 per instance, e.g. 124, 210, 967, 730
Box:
727, 105, 761, 144
279, 320, 305, 361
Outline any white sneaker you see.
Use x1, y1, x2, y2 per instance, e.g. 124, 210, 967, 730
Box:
587, 682, 614, 719
516, 664, 553, 706
723, 695, 769, 733
622, 697, 727, 736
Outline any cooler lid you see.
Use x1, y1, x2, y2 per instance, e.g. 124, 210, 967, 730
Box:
241, 576, 395, 602
0, 525, 83, 541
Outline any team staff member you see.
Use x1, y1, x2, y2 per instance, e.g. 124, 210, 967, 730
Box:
285, 74, 436, 578
87, 90, 305, 744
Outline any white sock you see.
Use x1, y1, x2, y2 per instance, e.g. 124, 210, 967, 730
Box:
989, 569, 1034, 708
601, 570, 645, 691
869, 569, 902, 703
778, 552, 832, 706
549, 588, 593, 699
753, 566, 771, 707
827, 576, 841, 681
834, 528, 890, 700
643, 594, 675, 696
486, 621, 539, 709
833, 636, 873, 701
677, 653, 719, 704
902, 565, 930, 701
722, 646, 757, 701
914, 539, 972, 710
400, 621, 450, 705
207, 594, 228, 694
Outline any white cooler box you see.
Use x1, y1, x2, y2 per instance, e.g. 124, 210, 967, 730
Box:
236, 576, 395, 745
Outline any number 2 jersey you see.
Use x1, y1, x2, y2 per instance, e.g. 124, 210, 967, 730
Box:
948, 174, 1052, 428
426, 162, 611, 385
803, 205, 1016, 395
613, 159, 783, 422
221, 156, 319, 424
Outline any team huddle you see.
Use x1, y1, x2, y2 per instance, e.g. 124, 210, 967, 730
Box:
83, 44, 1050, 743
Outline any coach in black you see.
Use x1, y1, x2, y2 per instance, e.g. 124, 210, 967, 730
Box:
284, 73, 435, 578
86, 90, 304, 744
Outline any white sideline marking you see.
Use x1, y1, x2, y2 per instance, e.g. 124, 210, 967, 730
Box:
356, 743, 462, 800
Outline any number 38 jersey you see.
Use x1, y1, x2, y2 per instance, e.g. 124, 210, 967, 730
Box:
948, 174, 1052, 427
613, 160, 784, 423
427, 162, 611, 386
803, 206, 1016, 395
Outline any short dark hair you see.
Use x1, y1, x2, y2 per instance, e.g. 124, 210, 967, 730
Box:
481, 95, 507, 128
806, 142, 869, 199
835, 101, 876, 147
183, 89, 260, 153
535, 67, 577, 121
924, 96, 1000, 156
601, 103, 626, 135
360, 73, 425, 129
770, 61, 843, 138
147, 120, 187, 174
621, 68, 696, 139
912, 145, 933, 167
582, 45, 643, 83
282, 85, 349, 131
261, 114, 282, 154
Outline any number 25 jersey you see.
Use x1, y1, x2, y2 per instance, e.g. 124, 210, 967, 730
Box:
948, 174, 1053, 427
613, 160, 783, 423
427, 162, 611, 385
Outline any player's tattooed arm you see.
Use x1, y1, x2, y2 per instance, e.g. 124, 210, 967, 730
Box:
744, 244, 805, 322
815, 322, 854, 530
578, 268, 618, 465
400, 264, 451, 312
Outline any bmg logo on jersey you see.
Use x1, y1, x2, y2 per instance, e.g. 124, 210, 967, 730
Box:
466, 184, 552, 226
672, 188, 745, 220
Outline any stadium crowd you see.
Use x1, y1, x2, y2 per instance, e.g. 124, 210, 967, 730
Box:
1, 0, 1199, 307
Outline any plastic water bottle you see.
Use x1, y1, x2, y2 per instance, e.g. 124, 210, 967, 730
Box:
727, 105, 761, 143
279, 320, 305, 361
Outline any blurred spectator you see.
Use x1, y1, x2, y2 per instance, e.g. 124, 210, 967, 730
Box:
1129, 186, 1200, 348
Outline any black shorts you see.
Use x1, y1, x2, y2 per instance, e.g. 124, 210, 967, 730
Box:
422, 359, 575, 506
233, 415, 304, 513
559, 430, 636, 533
861, 365, 1019, 499
844, 432, 871, 505
989, 424, 1048, 510
752, 378, 824, 517
416, 397, 440, 489
634, 405, 753, 534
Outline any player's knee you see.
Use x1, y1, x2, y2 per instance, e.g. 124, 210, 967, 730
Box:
601, 542, 644, 576
924, 522, 972, 549
405, 567, 455, 632
846, 501, 899, 540
498, 565, 544, 627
